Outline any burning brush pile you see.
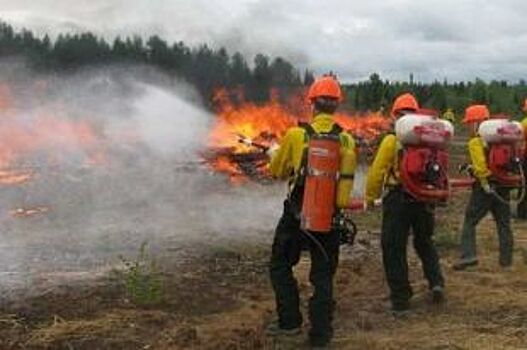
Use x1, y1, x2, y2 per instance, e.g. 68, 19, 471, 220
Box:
205, 88, 392, 183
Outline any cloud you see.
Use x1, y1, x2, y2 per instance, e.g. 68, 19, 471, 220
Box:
1, 0, 527, 82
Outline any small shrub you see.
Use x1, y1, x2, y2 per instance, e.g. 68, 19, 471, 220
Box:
119, 241, 163, 306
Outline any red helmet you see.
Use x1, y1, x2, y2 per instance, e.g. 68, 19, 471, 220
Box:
391, 93, 419, 118
307, 76, 343, 103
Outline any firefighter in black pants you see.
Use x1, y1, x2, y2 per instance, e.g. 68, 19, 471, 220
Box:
266, 75, 356, 348
269, 201, 341, 344
365, 93, 445, 315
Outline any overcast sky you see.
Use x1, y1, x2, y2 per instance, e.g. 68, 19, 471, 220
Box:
1, 0, 526, 82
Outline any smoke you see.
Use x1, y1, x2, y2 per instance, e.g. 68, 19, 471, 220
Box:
0, 63, 372, 299
0, 64, 285, 297
128, 84, 208, 158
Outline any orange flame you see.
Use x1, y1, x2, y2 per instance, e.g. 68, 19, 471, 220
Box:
0, 82, 108, 191
208, 89, 298, 153
206, 89, 392, 180
9, 206, 50, 218
334, 112, 392, 139
0, 169, 34, 185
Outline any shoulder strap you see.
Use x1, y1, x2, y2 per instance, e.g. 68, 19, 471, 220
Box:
329, 123, 343, 136
294, 123, 313, 187
299, 122, 343, 139
389, 139, 403, 182
299, 122, 315, 143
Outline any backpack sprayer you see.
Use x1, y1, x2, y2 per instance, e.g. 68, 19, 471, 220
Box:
477, 119, 525, 206
438, 119, 526, 209
394, 112, 454, 203
237, 127, 358, 253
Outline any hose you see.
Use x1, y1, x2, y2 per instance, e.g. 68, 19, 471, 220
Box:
489, 189, 511, 206
489, 162, 526, 209
300, 229, 330, 262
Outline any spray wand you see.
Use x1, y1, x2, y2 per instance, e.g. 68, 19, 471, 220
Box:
236, 133, 280, 158
236, 133, 269, 152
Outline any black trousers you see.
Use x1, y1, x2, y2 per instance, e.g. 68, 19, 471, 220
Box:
269, 201, 340, 344
381, 189, 445, 308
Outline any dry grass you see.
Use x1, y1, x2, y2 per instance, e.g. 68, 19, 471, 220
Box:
25, 310, 171, 349
3, 187, 527, 349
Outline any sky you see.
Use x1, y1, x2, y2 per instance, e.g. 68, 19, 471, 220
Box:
0, 0, 526, 82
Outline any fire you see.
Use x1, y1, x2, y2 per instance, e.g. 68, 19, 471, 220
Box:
0, 83, 106, 216
210, 156, 242, 176
9, 206, 50, 218
0, 85, 104, 170
334, 112, 391, 140
206, 89, 392, 181
0, 169, 34, 185
208, 89, 298, 153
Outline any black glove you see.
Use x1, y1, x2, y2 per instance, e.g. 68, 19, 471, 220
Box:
333, 210, 357, 246
458, 163, 473, 175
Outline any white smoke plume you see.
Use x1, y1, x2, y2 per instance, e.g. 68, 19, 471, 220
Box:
0, 65, 284, 297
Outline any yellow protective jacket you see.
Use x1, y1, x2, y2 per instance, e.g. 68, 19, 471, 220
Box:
442, 110, 455, 123
269, 113, 357, 208
365, 134, 400, 202
467, 136, 492, 186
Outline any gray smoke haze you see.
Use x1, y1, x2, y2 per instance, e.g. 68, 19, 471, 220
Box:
0, 65, 284, 297
1, 0, 527, 81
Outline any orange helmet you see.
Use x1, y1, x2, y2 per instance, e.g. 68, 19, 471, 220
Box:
307, 76, 343, 103
463, 104, 490, 124
391, 93, 419, 118
523, 98, 527, 112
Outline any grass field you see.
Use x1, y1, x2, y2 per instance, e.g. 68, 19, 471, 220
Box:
2, 138, 527, 349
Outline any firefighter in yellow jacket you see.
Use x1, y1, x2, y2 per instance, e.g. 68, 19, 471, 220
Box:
453, 105, 514, 270
267, 75, 356, 347
365, 93, 445, 314
516, 99, 527, 219
442, 108, 456, 124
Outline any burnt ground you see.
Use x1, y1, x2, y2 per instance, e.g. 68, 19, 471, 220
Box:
2, 189, 527, 350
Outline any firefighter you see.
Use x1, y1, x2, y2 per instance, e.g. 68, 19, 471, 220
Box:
365, 93, 445, 315
442, 108, 456, 124
516, 99, 527, 219
266, 75, 357, 348
453, 105, 514, 270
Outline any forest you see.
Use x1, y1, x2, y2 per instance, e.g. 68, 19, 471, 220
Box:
1, 21, 526, 119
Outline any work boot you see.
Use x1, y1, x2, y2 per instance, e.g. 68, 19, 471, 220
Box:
452, 258, 478, 271
310, 338, 330, 349
431, 285, 445, 304
265, 321, 301, 336
390, 300, 410, 318
311, 345, 329, 350
391, 309, 411, 318
309, 328, 333, 349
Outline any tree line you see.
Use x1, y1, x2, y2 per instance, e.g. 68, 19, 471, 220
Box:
1, 21, 526, 119
344, 73, 527, 121
0, 21, 310, 106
